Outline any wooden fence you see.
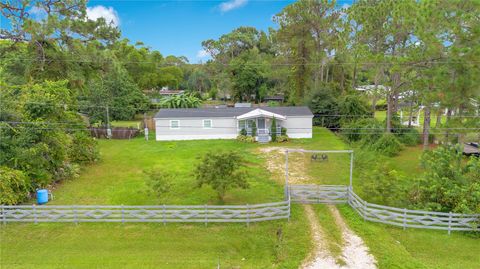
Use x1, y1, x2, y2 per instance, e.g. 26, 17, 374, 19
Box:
89, 127, 139, 139
0, 200, 290, 225
288, 184, 479, 233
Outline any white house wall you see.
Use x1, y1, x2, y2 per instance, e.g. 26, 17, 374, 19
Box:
281, 116, 313, 138
155, 117, 238, 141
154, 116, 313, 141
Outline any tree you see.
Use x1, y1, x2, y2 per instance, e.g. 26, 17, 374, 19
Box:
160, 93, 202, 108
271, 117, 278, 142
194, 151, 249, 201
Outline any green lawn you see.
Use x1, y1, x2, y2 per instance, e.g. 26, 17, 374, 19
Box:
1, 127, 478, 269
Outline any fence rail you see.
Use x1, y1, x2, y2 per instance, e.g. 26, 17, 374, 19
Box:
287, 184, 479, 232
289, 185, 349, 204
0, 200, 290, 225
347, 189, 479, 232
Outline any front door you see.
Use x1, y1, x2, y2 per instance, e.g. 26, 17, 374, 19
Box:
257, 118, 267, 135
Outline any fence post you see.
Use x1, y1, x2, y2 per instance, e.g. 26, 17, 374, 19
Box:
403, 208, 407, 230
246, 204, 250, 227
317, 185, 320, 204
33, 204, 37, 224
73, 205, 78, 225
121, 205, 124, 224
163, 204, 166, 226
1, 205, 5, 225
205, 204, 208, 227
287, 198, 291, 222
362, 201, 367, 222
448, 212, 452, 235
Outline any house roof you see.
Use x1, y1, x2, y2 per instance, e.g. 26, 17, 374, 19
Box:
154, 106, 313, 119
237, 108, 287, 120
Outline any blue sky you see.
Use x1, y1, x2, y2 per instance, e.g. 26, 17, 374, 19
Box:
1, 0, 354, 63
87, 0, 298, 63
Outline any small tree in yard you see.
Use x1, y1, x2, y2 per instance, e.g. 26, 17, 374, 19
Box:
271, 117, 277, 142
194, 151, 249, 201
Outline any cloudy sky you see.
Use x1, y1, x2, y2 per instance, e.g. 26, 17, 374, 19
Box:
85, 0, 300, 63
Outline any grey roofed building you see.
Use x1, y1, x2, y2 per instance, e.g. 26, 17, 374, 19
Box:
153, 106, 314, 142
154, 106, 313, 119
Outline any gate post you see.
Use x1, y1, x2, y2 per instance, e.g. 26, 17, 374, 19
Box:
284, 150, 289, 200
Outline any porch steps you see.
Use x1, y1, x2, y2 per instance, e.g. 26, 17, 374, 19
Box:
257, 135, 270, 143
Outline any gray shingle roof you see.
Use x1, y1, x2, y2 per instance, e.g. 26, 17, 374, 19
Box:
154, 106, 313, 118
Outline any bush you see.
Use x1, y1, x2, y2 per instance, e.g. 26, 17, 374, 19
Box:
194, 151, 249, 201
69, 132, 99, 164
236, 135, 255, 143
271, 117, 278, 142
307, 88, 340, 128
240, 128, 247, 136
410, 145, 480, 214
144, 169, 171, 197
341, 118, 383, 143
267, 101, 280, 107
361, 164, 408, 207
370, 133, 403, 156
396, 128, 421, 146
276, 135, 289, 143
0, 166, 31, 205
338, 94, 371, 124
281, 127, 287, 136
251, 121, 257, 137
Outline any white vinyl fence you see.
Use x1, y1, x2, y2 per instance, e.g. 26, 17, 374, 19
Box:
0, 200, 290, 225
289, 184, 479, 233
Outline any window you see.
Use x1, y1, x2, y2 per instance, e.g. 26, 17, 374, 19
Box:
238, 120, 246, 130
170, 120, 180, 129
203, 119, 212, 129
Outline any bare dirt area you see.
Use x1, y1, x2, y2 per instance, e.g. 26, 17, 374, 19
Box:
258, 147, 312, 184
259, 147, 377, 269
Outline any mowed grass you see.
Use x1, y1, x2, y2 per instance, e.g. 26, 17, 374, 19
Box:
49, 138, 282, 205
1, 134, 312, 269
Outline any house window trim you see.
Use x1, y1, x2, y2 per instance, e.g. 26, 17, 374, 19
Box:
170, 120, 180, 129
203, 119, 213, 129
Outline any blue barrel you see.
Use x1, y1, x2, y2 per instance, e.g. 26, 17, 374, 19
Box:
37, 189, 49, 204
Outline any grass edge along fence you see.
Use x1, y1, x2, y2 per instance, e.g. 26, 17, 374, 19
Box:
0, 199, 290, 226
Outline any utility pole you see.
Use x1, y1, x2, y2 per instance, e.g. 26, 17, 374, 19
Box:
106, 105, 112, 139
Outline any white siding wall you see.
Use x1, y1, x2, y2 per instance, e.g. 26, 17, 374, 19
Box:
281, 116, 313, 138
155, 117, 238, 141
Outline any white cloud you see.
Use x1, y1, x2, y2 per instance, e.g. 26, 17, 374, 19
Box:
219, 0, 248, 12
197, 49, 210, 59
86, 5, 120, 26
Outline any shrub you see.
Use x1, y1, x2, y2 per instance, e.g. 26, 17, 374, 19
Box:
361, 164, 408, 207
236, 135, 255, 143
341, 118, 383, 143
410, 145, 480, 214
307, 87, 340, 128
281, 127, 287, 136
194, 151, 249, 201
276, 135, 289, 143
370, 133, 403, 156
267, 101, 280, 107
251, 121, 257, 137
396, 128, 421, 146
240, 128, 247, 136
144, 169, 171, 197
271, 117, 278, 142
0, 166, 31, 205
338, 94, 371, 124
69, 132, 99, 164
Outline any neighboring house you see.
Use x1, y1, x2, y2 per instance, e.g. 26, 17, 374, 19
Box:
154, 106, 313, 141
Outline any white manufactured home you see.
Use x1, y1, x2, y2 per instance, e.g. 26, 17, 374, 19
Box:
153, 106, 314, 141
